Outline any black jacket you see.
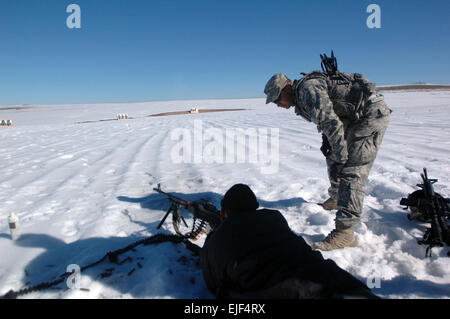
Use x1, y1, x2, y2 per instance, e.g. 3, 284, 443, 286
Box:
201, 209, 377, 299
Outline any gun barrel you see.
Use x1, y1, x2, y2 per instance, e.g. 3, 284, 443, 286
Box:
421, 168, 438, 197
153, 186, 191, 207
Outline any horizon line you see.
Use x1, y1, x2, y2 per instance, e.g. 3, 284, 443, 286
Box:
2, 83, 450, 108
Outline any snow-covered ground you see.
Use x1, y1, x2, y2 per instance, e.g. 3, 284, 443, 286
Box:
0, 90, 449, 299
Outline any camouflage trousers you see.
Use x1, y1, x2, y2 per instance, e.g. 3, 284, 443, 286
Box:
326, 100, 391, 230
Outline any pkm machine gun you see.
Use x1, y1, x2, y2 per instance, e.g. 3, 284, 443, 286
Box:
153, 184, 221, 239
400, 168, 450, 257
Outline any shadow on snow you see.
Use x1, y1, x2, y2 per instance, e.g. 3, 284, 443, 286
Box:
0, 217, 211, 298
4, 190, 445, 298
0, 190, 310, 298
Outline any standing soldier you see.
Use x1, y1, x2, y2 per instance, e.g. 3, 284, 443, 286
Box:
264, 53, 391, 251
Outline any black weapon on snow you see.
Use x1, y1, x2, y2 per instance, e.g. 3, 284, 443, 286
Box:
153, 184, 221, 239
400, 168, 450, 257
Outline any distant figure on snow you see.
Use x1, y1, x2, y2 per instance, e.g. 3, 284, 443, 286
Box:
201, 184, 379, 299
264, 58, 391, 251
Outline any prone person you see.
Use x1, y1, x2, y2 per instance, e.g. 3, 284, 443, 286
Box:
201, 184, 380, 299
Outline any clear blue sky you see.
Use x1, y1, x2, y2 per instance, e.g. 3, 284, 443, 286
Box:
1, 0, 449, 105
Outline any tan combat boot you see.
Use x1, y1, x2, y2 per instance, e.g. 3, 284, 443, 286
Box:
321, 197, 338, 211
312, 228, 357, 251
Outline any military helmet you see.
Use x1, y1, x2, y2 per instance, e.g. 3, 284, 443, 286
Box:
264, 73, 292, 104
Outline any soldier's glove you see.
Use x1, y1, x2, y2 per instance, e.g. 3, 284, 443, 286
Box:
320, 134, 332, 158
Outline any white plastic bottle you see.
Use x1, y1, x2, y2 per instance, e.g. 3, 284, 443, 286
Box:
8, 212, 20, 240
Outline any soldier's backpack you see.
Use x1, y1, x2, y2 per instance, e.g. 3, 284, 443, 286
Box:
295, 52, 378, 123
319, 51, 377, 106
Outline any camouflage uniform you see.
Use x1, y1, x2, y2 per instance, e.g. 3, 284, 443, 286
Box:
292, 71, 391, 229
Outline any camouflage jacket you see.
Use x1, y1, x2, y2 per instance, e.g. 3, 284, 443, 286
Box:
293, 71, 379, 163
